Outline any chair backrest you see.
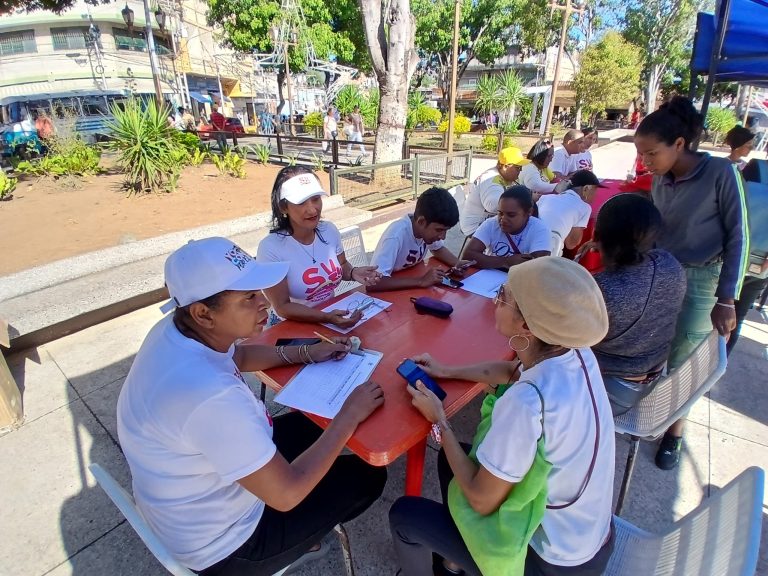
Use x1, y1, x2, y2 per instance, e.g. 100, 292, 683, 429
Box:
605, 466, 765, 575
614, 331, 727, 439
336, 225, 369, 296
89, 464, 196, 576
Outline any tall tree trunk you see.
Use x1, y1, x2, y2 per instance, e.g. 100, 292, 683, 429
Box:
574, 105, 582, 130
645, 65, 663, 114
359, 0, 419, 164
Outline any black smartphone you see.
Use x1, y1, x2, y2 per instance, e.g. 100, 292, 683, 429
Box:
275, 338, 322, 346
396, 359, 447, 401
441, 277, 464, 289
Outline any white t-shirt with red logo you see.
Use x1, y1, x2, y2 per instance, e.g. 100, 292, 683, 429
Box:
257, 221, 344, 305
370, 214, 444, 276
117, 315, 276, 570
572, 151, 594, 172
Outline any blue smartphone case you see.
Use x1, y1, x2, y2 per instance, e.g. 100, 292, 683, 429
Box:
397, 360, 448, 400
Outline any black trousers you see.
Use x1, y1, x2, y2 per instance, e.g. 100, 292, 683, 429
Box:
728, 275, 768, 355
389, 447, 614, 576
200, 412, 387, 576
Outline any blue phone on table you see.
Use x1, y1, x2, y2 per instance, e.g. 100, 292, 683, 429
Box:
396, 359, 447, 401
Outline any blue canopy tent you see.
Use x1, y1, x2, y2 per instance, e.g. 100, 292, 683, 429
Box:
689, 0, 768, 124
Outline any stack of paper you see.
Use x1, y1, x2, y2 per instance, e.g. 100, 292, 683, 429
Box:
459, 269, 508, 299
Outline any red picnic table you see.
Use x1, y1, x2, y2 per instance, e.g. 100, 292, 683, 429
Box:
246, 260, 513, 496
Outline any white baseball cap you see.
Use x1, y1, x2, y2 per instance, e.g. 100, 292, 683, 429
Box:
279, 173, 328, 205
160, 237, 288, 313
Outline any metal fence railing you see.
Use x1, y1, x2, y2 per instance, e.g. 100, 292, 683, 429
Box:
330, 149, 473, 210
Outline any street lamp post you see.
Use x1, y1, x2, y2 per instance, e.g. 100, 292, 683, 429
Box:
542, 0, 585, 137
121, 2, 164, 104
271, 25, 297, 136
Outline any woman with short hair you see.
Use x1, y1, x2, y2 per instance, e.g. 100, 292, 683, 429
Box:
390, 257, 616, 576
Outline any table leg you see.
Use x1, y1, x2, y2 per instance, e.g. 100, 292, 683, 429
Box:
404, 438, 427, 496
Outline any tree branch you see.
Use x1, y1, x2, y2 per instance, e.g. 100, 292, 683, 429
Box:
358, 0, 387, 75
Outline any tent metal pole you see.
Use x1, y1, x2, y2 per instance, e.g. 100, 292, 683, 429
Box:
697, 0, 732, 150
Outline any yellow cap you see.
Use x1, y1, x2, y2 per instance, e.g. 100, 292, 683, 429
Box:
498, 147, 531, 166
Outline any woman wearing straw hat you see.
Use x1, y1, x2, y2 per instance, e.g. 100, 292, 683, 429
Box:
389, 257, 616, 576
117, 237, 386, 575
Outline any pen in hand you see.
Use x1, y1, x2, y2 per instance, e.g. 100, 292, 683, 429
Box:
313, 331, 364, 356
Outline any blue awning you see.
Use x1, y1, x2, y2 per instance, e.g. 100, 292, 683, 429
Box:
691, 0, 768, 86
189, 91, 213, 104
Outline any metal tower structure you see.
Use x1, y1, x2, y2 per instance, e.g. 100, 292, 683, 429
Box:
253, 0, 358, 108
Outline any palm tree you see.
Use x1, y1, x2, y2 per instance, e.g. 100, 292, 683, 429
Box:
474, 75, 501, 123
497, 70, 528, 127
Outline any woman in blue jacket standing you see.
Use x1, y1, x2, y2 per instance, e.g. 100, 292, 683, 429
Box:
634, 96, 750, 470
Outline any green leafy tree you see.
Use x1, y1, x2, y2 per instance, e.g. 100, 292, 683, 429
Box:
572, 32, 642, 123
206, 0, 365, 112
412, 0, 561, 109
706, 107, 738, 146
406, 92, 442, 133
622, 0, 703, 112
474, 71, 529, 125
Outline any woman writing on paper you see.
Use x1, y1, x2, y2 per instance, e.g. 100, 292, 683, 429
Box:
257, 166, 381, 328
117, 237, 386, 575
461, 185, 551, 270
389, 257, 615, 576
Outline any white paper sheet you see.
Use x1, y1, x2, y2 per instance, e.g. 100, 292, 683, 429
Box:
320, 293, 392, 334
274, 350, 382, 418
459, 269, 508, 299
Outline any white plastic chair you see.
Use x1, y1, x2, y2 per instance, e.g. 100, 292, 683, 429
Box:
605, 466, 764, 576
613, 331, 728, 515
550, 230, 564, 257
89, 463, 356, 576
336, 225, 369, 297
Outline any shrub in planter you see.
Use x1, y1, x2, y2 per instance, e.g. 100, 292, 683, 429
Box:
0, 171, 16, 200
438, 113, 472, 138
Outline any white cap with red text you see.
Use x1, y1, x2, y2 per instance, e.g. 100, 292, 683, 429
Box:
279, 173, 328, 205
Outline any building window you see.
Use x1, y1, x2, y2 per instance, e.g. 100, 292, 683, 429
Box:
459, 78, 478, 89
0, 30, 37, 56
113, 27, 172, 55
51, 27, 90, 50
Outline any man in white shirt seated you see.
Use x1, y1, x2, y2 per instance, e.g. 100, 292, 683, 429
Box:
550, 130, 585, 179
572, 127, 597, 172
369, 187, 471, 291
537, 170, 604, 256
460, 147, 530, 236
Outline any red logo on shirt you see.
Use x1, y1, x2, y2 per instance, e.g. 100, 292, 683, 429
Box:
302, 259, 343, 302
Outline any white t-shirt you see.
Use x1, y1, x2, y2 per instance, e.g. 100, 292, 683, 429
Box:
520, 163, 557, 195
370, 214, 444, 275
550, 147, 578, 176
257, 221, 344, 305
572, 151, 594, 172
324, 115, 338, 134
472, 215, 552, 257
116, 315, 276, 571
460, 175, 508, 236
476, 349, 615, 566
536, 190, 592, 242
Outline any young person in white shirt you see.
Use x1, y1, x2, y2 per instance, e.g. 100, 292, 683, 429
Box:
321, 107, 338, 153
572, 127, 597, 172
257, 166, 381, 327
520, 140, 573, 199
536, 170, 602, 256
117, 237, 387, 575
460, 147, 530, 236
390, 257, 615, 576
550, 130, 585, 179
462, 185, 551, 270
369, 187, 470, 291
